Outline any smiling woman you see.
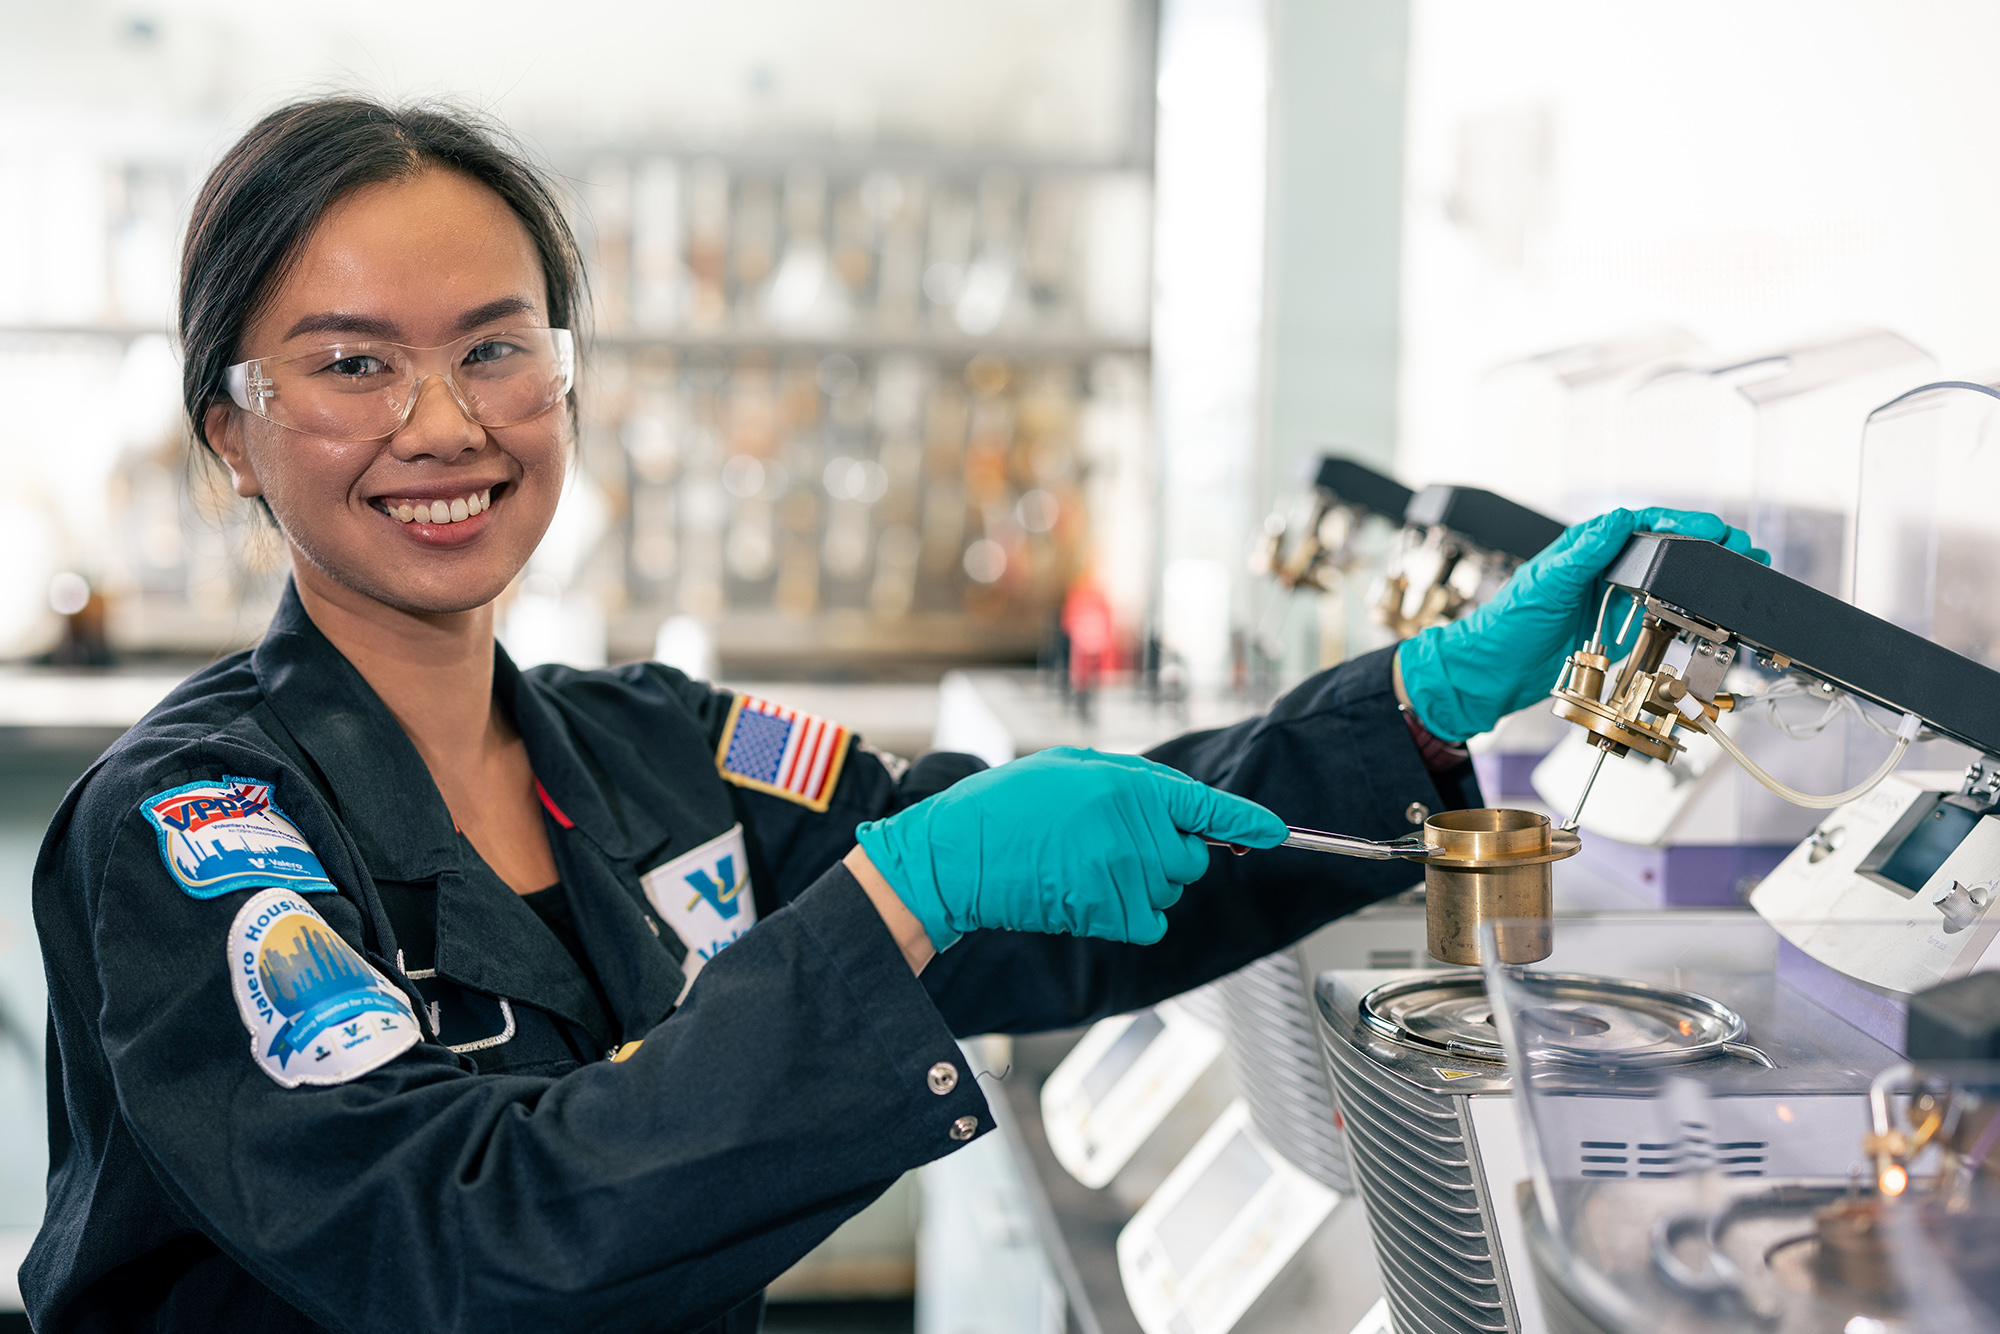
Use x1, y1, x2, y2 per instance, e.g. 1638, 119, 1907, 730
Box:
20, 95, 1621, 1334
202, 170, 569, 605
187, 125, 577, 620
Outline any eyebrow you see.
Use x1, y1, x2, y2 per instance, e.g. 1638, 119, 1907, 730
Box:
281, 296, 542, 344
455, 296, 540, 333
283, 311, 402, 341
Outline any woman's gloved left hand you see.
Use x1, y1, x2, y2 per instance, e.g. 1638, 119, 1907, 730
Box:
1395, 507, 1767, 743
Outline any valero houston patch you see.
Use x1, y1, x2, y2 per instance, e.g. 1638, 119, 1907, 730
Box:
230, 888, 419, 1088
144, 776, 334, 899
641, 823, 757, 983
715, 694, 851, 812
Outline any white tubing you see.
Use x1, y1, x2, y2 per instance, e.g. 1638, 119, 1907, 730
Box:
1700, 708, 1919, 809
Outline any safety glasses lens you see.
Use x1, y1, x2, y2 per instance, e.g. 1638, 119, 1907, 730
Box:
249, 329, 572, 441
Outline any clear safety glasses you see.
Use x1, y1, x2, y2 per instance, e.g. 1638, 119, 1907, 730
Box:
224, 327, 575, 443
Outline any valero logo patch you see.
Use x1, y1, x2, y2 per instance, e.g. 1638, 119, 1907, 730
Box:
229, 888, 419, 1088
143, 776, 335, 899
641, 823, 757, 984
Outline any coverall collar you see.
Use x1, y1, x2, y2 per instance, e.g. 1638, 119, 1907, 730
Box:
249, 581, 635, 881
251, 583, 648, 1037
492, 651, 647, 862
253, 582, 461, 882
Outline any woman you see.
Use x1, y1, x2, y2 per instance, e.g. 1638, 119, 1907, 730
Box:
25, 98, 1758, 1333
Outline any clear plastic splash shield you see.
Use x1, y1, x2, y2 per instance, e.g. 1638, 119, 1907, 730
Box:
1831, 375, 2000, 809
1620, 330, 1933, 600
1855, 376, 2000, 679
1469, 326, 1706, 521
1476, 915, 2000, 1333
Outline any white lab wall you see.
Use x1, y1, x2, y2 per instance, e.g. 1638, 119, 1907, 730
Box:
1257, 0, 1407, 679
1399, 0, 2000, 500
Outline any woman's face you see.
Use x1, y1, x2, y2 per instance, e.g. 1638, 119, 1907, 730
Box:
206, 169, 566, 618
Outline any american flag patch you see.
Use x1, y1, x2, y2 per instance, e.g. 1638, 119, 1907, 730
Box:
715, 695, 853, 812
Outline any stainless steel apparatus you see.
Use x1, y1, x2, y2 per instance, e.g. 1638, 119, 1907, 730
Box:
1317, 965, 1526, 1334
1314, 913, 1902, 1334
1492, 944, 2000, 1333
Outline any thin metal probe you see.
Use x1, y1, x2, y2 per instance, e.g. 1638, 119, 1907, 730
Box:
1563, 747, 1609, 832
1204, 826, 1430, 860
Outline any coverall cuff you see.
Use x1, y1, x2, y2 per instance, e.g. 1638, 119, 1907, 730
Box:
788, 863, 996, 1143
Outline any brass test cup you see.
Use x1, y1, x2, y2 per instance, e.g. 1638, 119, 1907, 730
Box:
1422, 809, 1580, 966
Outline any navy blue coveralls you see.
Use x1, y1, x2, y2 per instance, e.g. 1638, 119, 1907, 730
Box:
24, 584, 1474, 1333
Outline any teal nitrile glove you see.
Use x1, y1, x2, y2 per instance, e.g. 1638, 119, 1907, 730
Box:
1395, 507, 1770, 742
853, 746, 1287, 952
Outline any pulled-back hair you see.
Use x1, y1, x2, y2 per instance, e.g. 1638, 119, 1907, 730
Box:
179, 96, 586, 450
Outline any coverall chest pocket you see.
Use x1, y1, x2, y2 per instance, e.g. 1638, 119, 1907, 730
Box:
373, 879, 598, 1072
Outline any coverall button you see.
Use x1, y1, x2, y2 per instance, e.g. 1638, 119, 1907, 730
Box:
927, 1061, 958, 1095
949, 1116, 978, 1141
1405, 801, 1431, 825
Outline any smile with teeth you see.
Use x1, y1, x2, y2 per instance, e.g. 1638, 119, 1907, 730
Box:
381, 489, 493, 524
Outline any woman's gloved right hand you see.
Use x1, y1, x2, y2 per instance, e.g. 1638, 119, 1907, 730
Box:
853, 747, 1286, 952
1396, 507, 1766, 743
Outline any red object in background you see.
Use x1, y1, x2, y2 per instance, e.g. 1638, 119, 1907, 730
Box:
1061, 580, 1121, 693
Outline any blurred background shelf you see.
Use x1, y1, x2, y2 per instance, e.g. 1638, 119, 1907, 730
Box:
595, 330, 1149, 357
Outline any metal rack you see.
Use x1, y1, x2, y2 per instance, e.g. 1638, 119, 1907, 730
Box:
552, 143, 1156, 671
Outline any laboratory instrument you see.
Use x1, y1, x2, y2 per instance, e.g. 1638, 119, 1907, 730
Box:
1313, 526, 2000, 1333
1496, 950, 2000, 1333
1545, 533, 2000, 835
1116, 1100, 1343, 1334
1316, 913, 1922, 1334
1372, 484, 1566, 641
1250, 455, 1414, 596
1531, 332, 1936, 904
1039, 995, 1230, 1194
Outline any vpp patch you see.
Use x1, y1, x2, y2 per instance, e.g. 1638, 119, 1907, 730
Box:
641, 823, 757, 986
229, 888, 419, 1088
143, 776, 335, 899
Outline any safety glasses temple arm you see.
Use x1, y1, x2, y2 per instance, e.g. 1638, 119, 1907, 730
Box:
222, 361, 268, 414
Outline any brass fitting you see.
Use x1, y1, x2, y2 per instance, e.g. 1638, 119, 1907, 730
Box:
1547, 615, 1711, 764
1422, 808, 1580, 965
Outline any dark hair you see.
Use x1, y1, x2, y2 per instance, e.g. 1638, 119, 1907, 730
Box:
179, 96, 586, 450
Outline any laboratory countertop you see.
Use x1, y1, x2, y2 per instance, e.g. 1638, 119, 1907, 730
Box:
935, 671, 1272, 767
0, 668, 188, 731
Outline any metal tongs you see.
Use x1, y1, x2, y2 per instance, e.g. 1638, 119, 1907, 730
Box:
1206, 827, 1434, 862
